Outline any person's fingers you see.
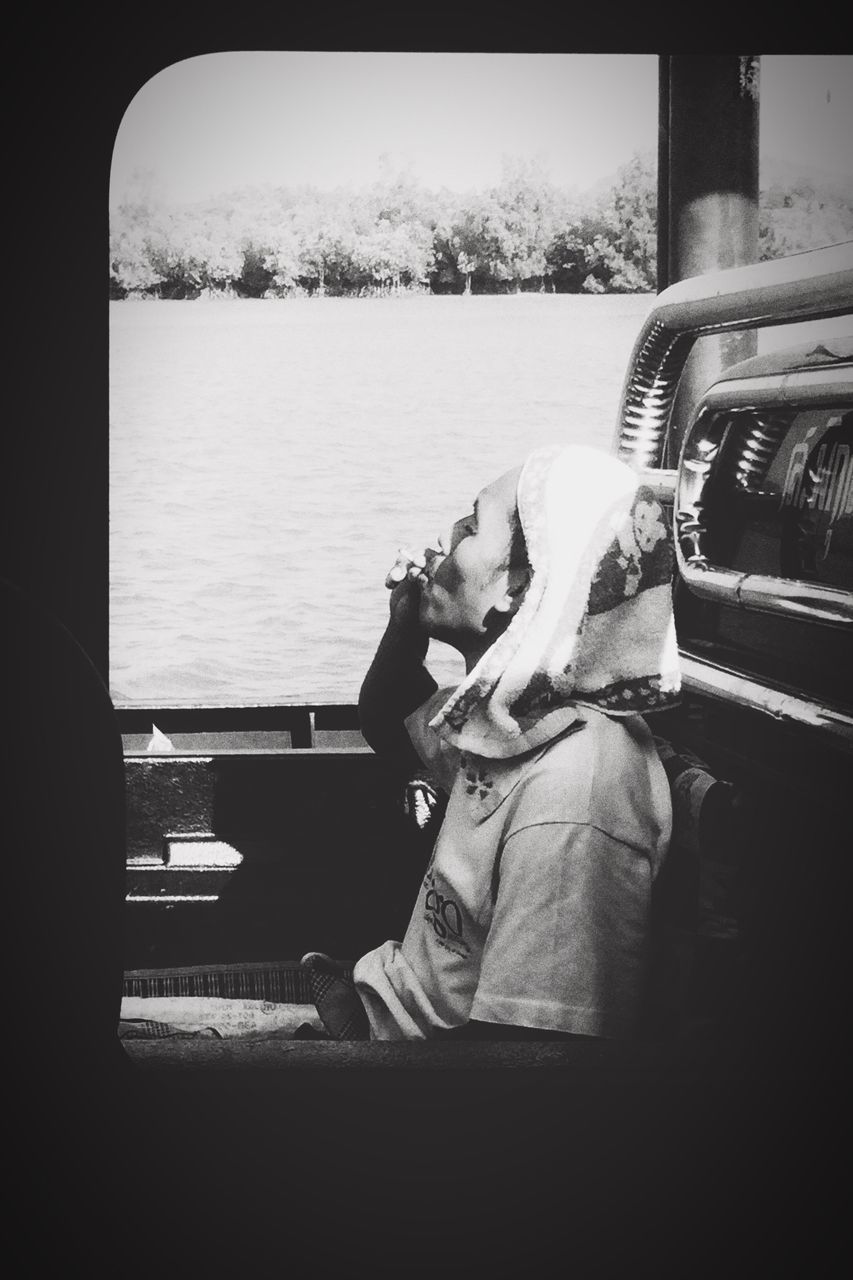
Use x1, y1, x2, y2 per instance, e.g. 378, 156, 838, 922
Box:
385, 546, 425, 589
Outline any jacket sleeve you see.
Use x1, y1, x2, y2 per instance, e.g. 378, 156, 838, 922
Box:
471, 820, 653, 1038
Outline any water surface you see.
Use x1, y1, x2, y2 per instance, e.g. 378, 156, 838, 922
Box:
108, 293, 665, 702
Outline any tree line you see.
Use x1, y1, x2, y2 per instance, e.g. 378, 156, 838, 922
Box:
109, 154, 852, 300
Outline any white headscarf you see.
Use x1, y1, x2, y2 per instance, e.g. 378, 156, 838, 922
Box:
428, 444, 681, 759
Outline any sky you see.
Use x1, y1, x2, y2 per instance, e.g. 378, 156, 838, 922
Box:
110, 53, 853, 208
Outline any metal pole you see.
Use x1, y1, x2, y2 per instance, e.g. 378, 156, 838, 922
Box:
664, 55, 761, 462
657, 54, 671, 293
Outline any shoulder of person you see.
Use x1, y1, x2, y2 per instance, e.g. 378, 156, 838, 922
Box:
504, 711, 667, 849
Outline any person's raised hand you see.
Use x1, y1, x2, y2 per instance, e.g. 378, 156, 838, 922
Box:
385, 546, 427, 637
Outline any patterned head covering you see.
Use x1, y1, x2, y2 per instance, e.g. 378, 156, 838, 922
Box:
428, 444, 681, 759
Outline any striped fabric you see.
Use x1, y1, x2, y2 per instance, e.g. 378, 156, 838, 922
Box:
122, 961, 313, 1004
118, 1019, 223, 1040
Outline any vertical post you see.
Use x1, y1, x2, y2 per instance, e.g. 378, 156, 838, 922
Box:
657, 54, 671, 293
663, 55, 761, 462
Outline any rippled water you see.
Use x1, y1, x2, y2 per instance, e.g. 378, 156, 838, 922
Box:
109, 293, 656, 704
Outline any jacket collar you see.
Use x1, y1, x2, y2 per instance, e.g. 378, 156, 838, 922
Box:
456, 717, 586, 821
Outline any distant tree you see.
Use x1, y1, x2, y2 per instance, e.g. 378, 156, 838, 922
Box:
230, 187, 302, 295
172, 210, 245, 295
367, 158, 436, 232
437, 191, 499, 293
109, 152, 852, 301
354, 217, 434, 292
109, 184, 173, 297
484, 157, 560, 291
117, 210, 195, 299
759, 185, 853, 259
286, 192, 363, 295
262, 224, 303, 295
545, 207, 606, 293
586, 152, 657, 292
236, 242, 276, 297
110, 225, 165, 297
428, 205, 465, 293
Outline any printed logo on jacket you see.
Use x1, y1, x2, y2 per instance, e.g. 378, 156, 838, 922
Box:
422, 859, 471, 960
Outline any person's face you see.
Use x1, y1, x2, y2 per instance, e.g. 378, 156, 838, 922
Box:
417, 465, 525, 656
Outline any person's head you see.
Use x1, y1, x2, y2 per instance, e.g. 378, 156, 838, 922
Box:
418, 465, 530, 669
428, 443, 681, 759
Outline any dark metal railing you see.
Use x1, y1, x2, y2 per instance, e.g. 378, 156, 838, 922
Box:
114, 701, 363, 750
